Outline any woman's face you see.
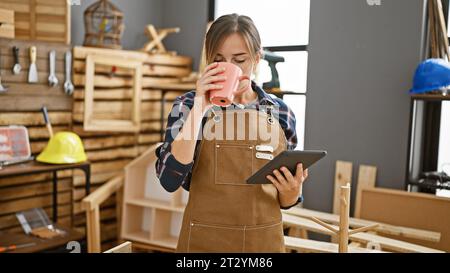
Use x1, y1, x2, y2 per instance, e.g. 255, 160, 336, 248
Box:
213, 32, 259, 78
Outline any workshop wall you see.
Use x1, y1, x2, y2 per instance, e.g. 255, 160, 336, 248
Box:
304, 0, 427, 214
71, 0, 209, 69
71, 0, 163, 50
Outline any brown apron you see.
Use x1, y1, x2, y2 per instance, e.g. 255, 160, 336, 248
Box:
176, 107, 288, 253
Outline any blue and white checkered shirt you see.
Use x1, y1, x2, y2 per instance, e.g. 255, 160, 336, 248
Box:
155, 81, 301, 208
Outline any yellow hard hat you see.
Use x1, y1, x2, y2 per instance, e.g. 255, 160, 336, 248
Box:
37, 132, 87, 164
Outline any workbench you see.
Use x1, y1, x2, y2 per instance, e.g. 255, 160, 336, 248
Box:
0, 161, 91, 222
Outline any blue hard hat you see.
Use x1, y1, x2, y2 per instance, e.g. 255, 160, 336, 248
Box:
410, 58, 450, 94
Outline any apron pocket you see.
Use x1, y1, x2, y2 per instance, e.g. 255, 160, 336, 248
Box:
188, 221, 244, 252
215, 142, 254, 185
244, 221, 285, 253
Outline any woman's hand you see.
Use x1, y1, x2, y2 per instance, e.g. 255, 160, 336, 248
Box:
195, 62, 227, 112
266, 163, 309, 208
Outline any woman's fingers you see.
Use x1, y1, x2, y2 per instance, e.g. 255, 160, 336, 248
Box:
273, 169, 287, 185
203, 65, 226, 79
203, 83, 223, 91
203, 62, 219, 74
294, 163, 304, 181
267, 175, 282, 191
202, 75, 227, 85
280, 166, 296, 185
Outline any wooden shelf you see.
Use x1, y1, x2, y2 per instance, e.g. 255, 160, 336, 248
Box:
126, 198, 185, 212
122, 230, 151, 244
122, 232, 178, 249
152, 235, 178, 249
411, 93, 450, 101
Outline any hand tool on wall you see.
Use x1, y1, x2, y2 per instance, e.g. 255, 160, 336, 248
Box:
28, 46, 38, 83
12, 46, 21, 75
48, 50, 58, 87
64, 51, 74, 95
0, 51, 8, 93
41, 106, 53, 138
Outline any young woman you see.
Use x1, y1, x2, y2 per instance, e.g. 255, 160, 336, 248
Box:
155, 13, 308, 253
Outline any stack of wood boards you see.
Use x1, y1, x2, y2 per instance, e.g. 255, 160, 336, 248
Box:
71, 46, 194, 250
0, 0, 70, 44
0, 38, 72, 235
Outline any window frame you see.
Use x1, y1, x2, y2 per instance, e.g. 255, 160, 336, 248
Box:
209, 0, 309, 150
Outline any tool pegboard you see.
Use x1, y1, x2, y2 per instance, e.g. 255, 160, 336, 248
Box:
0, 38, 72, 112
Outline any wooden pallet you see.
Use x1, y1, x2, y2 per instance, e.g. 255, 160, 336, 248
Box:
71, 46, 194, 251
0, 0, 70, 44
0, 38, 72, 236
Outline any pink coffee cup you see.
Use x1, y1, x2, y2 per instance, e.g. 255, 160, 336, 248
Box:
209, 62, 250, 107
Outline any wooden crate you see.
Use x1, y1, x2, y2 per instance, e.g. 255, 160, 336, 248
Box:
0, 8, 14, 38
0, 0, 70, 44
358, 187, 450, 252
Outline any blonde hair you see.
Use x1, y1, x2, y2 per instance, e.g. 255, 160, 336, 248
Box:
205, 13, 262, 65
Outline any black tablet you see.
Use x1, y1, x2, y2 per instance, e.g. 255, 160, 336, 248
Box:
246, 150, 327, 184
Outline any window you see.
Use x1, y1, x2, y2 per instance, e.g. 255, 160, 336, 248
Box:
213, 0, 310, 149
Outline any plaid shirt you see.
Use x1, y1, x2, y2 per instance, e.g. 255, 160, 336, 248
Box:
155, 81, 300, 207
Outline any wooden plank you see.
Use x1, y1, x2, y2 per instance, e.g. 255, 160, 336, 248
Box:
0, 178, 72, 202
333, 161, 352, 214
74, 159, 130, 177
73, 46, 192, 66
73, 74, 179, 88
80, 136, 138, 151
138, 133, 161, 144
29, 0, 36, 40
27, 125, 71, 139
73, 101, 163, 115
73, 108, 164, 123
284, 207, 441, 243
71, 125, 126, 137
36, 13, 66, 24
0, 8, 14, 24
82, 175, 124, 211
0, 93, 72, 111
35, 5, 66, 16
0, 170, 73, 188
359, 187, 450, 252
104, 241, 132, 253
0, 204, 71, 230
73, 60, 191, 77
73, 170, 123, 187
73, 206, 117, 227
73, 195, 116, 215
0, 191, 71, 215
36, 0, 66, 8
282, 213, 444, 253
0, 112, 71, 126
284, 236, 387, 253
0, 3, 29, 13
86, 147, 139, 162
354, 165, 377, 218
73, 89, 163, 101
0, 24, 14, 39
